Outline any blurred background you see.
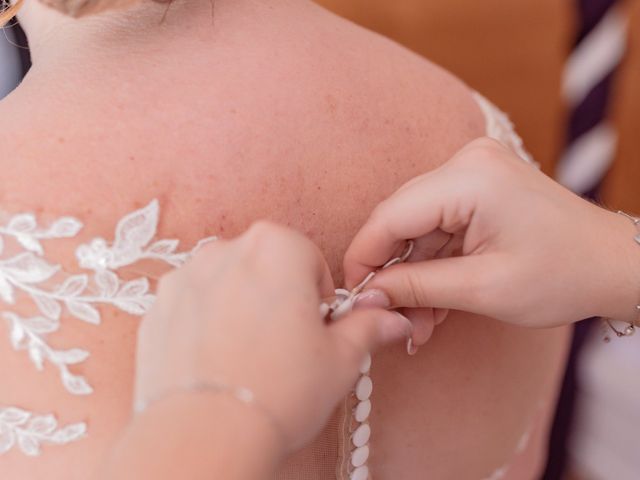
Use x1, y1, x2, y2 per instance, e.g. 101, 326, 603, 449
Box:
2, 1, 639, 478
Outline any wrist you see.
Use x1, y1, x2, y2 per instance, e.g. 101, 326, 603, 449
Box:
593, 209, 640, 323
153, 391, 286, 464
103, 391, 284, 480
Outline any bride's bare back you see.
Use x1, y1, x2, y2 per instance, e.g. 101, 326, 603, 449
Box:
0, 1, 569, 478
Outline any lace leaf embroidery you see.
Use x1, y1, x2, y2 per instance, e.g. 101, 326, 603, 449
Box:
0, 215, 82, 256
1, 199, 212, 395
75, 200, 199, 271
472, 91, 536, 166
4, 312, 92, 395
1, 200, 216, 456
0, 407, 86, 456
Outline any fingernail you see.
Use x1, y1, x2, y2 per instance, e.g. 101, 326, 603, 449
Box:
406, 337, 419, 356
354, 289, 391, 310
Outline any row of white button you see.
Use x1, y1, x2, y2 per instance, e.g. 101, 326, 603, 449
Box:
350, 354, 373, 479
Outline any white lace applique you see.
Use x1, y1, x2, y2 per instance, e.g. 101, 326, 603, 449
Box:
472, 91, 537, 166
0, 199, 216, 456
0, 407, 86, 457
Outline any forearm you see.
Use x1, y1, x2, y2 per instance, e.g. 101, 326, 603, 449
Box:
96, 392, 283, 480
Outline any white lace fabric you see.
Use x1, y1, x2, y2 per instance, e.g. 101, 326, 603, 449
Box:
0, 200, 214, 456
0, 92, 532, 465
472, 92, 536, 166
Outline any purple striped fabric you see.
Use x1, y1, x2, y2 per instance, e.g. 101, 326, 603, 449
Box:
577, 0, 618, 43
566, 0, 621, 200
544, 2, 624, 479
568, 70, 615, 143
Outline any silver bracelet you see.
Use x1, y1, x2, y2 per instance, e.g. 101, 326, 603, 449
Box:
602, 211, 640, 342
134, 380, 288, 446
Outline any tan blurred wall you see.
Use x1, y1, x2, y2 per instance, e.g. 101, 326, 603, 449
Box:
316, 0, 573, 174
603, 0, 640, 212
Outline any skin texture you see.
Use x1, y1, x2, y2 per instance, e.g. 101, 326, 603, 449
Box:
0, 0, 569, 478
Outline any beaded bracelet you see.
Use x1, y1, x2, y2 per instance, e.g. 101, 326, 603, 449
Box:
602, 211, 640, 342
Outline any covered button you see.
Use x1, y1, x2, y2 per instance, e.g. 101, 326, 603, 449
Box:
350, 465, 369, 480
355, 376, 373, 401
359, 354, 372, 374
352, 423, 371, 447
354, 400, 371, 423
351, 445, 370, 467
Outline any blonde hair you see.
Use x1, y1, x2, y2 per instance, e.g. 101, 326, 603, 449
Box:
0, 0, 23, 26
1, 0, 175, 27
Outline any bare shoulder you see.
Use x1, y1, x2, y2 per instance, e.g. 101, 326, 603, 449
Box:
310, 2, 484, 132
219, 1, 486, 163
0, 0, 488, 261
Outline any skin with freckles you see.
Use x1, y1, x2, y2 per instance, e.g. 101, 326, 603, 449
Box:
0, 0, 569, 478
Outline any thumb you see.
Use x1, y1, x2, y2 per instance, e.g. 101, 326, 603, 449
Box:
329, 308, 412, 374
368, 254, 495, 312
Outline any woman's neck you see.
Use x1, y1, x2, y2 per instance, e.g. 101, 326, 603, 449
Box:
16, 0, 303, 73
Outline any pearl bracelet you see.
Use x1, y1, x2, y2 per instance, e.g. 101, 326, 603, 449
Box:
602, 211, 640, 342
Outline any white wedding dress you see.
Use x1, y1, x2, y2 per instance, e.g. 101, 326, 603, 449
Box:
0, 51, 535, 476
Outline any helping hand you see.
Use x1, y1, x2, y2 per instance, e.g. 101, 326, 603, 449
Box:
345, 138, 640, 335
134, 221, 411, 454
